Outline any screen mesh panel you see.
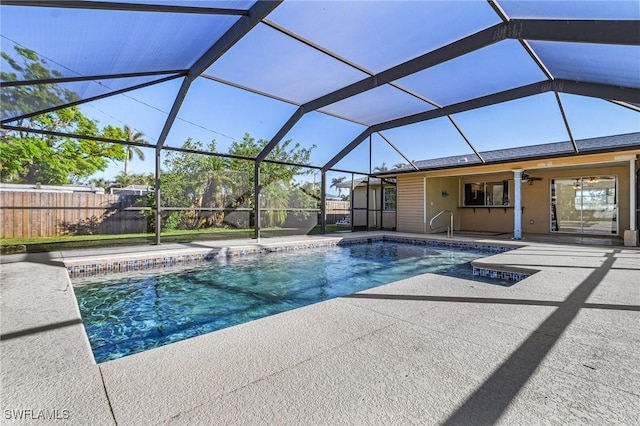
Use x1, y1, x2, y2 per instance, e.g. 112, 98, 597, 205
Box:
320, 84, 435, 126
206, 23, 369, 104
452, 93, 570, 152
1, 5, 239, 78
529, 42, 640, 88
396, 40, 547, 106
268, 0, 501, 73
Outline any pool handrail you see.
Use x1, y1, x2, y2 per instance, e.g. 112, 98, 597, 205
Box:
429, 210, 454, 238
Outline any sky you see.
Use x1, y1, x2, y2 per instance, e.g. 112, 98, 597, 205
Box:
1, 0, 639, 182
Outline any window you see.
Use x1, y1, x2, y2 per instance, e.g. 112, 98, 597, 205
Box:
463, 181, 509, 206
383, 187, 396, 211
551, 176, 617, 235
574, 188, 616, 211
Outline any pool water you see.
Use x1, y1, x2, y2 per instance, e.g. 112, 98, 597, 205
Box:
74, 242, 506, 362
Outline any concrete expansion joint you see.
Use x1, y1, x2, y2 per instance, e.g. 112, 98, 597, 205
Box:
98, 367, 118, 426
336, 297, 414, 323
401, 314, 496, 351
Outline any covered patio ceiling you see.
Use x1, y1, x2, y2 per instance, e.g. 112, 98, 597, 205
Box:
1, 0, 639, 175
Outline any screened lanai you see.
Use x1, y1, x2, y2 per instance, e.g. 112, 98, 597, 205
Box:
1, 0, 639, 245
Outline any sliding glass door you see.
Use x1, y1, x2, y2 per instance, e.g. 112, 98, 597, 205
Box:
550, 176, 617, 235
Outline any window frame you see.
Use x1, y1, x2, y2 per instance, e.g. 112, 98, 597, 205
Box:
383, 186, 397, 211
463, 180, 509, 207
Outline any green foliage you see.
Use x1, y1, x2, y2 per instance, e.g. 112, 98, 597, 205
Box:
157, 134, 315, 230
112, 172, 154, 188
0, 46, 126, 184
87, 177, 112, 190
1, 46, 79, 118
330, 176, 346, 197
163, 212, 182, 231
159, 138, 226, 229
230, 134, 314, 227
373, 163, 389, 173
288, 180, 321, 221
105, 125, 150, 176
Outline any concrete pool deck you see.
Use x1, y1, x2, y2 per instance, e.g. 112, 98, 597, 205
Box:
1, 232, 639, 424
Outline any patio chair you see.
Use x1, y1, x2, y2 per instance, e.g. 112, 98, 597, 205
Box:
336, 216, 350, 226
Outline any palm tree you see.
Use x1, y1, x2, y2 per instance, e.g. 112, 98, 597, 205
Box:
393, 162, 406, 169
373, 163, 388, 173
330, 176, 346, 197
88, 177, 112, 191
123, 125, 148, 176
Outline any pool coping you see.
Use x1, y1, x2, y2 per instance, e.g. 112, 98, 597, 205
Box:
62, 232, 533, 282
3, 232, 639, 424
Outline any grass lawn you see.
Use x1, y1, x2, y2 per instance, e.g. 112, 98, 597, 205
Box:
1, 225, 349, 253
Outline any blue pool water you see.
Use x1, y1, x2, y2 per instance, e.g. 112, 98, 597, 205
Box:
73, 242, 506, 362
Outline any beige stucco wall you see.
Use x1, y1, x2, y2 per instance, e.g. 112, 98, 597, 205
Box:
458, 172, 514, 233
424, 177, 460, 233
393, 150, 639, 236
520, 164, 631, 234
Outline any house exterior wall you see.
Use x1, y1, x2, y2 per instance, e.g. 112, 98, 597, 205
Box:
393, 150, 639, 237
425, 177, 460, 233
458, 172, 514, 233
352, 185, 368, 228
351, 184, 397, 230
533, 164, 630, 234
397, 174, 425, 233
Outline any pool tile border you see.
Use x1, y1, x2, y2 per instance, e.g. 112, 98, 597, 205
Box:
65, 235, 531, 282
471, 267, 529, 282
66, 240, 343, 279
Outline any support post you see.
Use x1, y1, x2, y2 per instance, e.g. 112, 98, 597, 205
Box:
254, 162, 260, 242
394, 179, 399, 232
154, 149, 162, 245
320, 171, 327, 234
350, 173, 355, 232
631, 158, 637, 231
513, 169, 523, 240
366, 176, 370, 231
625, 157, 639, 246
367, 135, 372, 231
380, 179, 384, 230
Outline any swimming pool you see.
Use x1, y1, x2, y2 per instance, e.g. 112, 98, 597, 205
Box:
73, 241, 508, 362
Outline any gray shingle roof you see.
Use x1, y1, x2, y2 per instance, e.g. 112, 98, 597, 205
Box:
335, 177, 396, 188
407, 132, 640, 172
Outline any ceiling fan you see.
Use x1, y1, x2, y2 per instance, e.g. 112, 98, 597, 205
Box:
521, 171, 543, 185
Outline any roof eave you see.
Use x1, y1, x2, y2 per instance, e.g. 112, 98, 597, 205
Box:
374, 144, 640, 178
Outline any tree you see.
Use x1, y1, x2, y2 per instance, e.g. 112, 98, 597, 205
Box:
100, 124, 149, 176
373, 163, 388, 173
158, 134, 314, 230
88, 177, 112, 191
122, 125, 148, 175
112, 172, 154, 188
0, 46, 125, 184
161, 139, 226, 229
294, 181, 320, 202
393, 162, 407, 169
330, 176, 346, 197
225, 134, 314, 227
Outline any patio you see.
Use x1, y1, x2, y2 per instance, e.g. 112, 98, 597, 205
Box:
1, 233, 638, 424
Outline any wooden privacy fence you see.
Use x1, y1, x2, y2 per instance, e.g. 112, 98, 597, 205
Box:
325, 200, 350, 224
0, 192, 353, 239
0, 191, 148, 239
